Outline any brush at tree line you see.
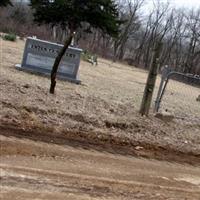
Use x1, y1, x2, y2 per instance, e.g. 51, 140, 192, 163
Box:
0, 0, 12, 7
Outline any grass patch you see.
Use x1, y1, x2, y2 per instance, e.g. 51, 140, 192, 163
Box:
3, 33, 17, 42
82, 50, 98, 65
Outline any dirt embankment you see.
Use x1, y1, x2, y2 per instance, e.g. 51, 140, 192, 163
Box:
1, 120, 200, 166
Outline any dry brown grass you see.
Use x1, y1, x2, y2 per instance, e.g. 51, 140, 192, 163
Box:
0, 38, 200, 154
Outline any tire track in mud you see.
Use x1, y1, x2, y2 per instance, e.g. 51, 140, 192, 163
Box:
0, 124, 200, 166
1, 165, 199, 194
1, 138, 200, 200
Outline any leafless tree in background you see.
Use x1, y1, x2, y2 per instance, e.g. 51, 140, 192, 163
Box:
0, 0, 200, 74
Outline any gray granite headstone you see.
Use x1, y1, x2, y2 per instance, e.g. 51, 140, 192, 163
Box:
16, 37, 82, 84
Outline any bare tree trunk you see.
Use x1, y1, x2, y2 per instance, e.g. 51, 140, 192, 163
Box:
52, 26, 57, 40
144, 44, 152, 69
140, 41, 162, 116
50, 32, 74, 94
118, 41, 126, 60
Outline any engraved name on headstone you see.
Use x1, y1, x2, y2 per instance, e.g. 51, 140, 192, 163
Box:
17, 37, 82, 84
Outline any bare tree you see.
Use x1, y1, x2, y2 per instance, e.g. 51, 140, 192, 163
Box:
183, 8, 200, 74
114, 0, 145, 60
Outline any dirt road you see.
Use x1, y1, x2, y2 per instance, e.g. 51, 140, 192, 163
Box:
1, 133, 200, 200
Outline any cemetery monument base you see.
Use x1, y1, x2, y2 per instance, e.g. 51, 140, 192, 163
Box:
16, 37, 82, 84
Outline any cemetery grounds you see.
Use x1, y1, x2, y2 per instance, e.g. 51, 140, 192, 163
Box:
0, 38, 200, 199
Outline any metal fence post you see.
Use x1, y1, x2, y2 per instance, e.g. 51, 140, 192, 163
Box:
154, 65, 171, 112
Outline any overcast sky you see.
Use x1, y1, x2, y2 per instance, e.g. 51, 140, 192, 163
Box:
167, 0, 200, 8
145, 0, 200, 8
142, 0, 200, 14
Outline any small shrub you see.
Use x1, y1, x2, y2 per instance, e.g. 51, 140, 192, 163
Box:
81, 50, 91, 61
3, 33, 17, 42
82, 50, 98, 65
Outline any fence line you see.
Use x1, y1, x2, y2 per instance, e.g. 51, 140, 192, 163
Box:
155, 66, 200, 119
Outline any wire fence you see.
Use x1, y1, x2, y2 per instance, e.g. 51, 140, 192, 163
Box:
155, 67, 200, 124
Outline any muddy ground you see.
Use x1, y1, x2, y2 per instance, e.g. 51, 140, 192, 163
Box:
1, 133, 200, 200
0, 37, 200, 199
